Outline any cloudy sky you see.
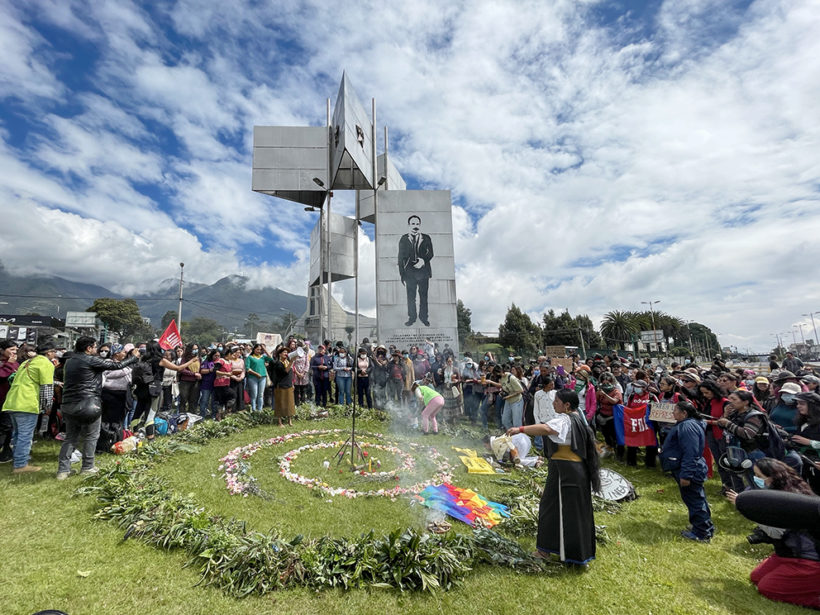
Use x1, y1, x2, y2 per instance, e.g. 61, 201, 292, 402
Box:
1, 0, 818, 353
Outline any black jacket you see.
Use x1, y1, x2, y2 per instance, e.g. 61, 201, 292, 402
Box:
63, 353, 139, 405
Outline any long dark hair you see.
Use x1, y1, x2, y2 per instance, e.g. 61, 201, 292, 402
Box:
143, 340, 164, 362
698, 380, 723, 401
797, 393, 820, 427
753, 379, 771, 403
755, 458, 814, 495
555, 389, 601, 492
206, 348, 220, 363
660, 375, 679, 400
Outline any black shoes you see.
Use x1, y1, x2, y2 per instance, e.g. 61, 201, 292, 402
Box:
405, 319, 415, 326
420, 318, 430, 326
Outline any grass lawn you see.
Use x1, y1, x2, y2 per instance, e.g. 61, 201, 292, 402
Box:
1, 414, 805, 615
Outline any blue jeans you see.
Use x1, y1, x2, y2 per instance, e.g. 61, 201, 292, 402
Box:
125, 399, 137, 426
246, 375, 266, 412
495, 395, 505, 430
9, 411, 39, 469
199, 388, 214, 417
502, 398, 524, 430
336, 376, 352, 405
678, 479, 714, 539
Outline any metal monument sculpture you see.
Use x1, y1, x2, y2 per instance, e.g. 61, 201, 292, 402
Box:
252, 73, 459, 466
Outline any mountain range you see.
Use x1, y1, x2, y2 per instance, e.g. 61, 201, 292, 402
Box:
0, 262, 307, 330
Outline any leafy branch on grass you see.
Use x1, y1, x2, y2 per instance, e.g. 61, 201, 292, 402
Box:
75, 408, 552, 597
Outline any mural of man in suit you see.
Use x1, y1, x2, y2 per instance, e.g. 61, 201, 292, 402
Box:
397, 214, 433, 326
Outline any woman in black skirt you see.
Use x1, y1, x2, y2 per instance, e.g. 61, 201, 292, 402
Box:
508, 388, 600, 565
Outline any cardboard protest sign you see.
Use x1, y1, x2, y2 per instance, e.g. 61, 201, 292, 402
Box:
649, 401, 677, 424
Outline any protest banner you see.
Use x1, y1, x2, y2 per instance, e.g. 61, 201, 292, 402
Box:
158, 319, 182, 350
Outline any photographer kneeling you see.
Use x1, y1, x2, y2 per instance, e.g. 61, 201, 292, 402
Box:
726, 459, 820, 609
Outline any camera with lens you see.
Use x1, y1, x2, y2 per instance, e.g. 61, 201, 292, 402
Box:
746, 526, 775, 545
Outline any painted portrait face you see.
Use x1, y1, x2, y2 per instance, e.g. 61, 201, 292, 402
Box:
408, 216, 421, 234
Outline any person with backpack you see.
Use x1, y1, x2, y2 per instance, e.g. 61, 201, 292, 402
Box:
716, 390, 787, 490
98, 343, 135, 453
57, 337, 140, 479
132, 341, 197, 437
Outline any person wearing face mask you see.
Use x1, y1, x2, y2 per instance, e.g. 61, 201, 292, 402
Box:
310, 345, 331, 408
355, 348, 373, 409
385, 351, 406, 406
769, 382, 802, 436
660, 401, 714, 543
332, 346, 353, 406
596, 373, 622, 458
572, 365, 597, 425
291, 343, 310, 407
98, 344, 111, 359
621, 378, 659, 468
177, 343, 202, 415
725, 458, 820, 609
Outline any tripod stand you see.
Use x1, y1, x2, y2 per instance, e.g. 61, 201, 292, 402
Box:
333, 356, 365, 469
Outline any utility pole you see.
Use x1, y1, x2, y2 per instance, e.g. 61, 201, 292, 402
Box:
804, 312, 820, 346
177, 262, 184, 330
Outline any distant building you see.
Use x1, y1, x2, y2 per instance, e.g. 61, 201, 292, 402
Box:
296, 287, 376, 345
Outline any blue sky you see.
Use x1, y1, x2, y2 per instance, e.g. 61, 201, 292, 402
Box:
1, 0, 819, 352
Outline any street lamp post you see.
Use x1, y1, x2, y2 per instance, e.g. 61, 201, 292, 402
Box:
795, 323, 806, 345
641, 300, 661, 357
177, 263, 184, 329
803, 312, 820, 346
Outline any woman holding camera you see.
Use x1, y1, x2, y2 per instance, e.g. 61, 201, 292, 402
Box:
726, 459, 820, 609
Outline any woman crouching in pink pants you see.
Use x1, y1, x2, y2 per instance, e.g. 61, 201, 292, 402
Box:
412, 382, 444, 435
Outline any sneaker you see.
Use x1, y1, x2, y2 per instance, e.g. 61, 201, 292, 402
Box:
56, 471, 71, 480
680, 530, 710, 543
0, 454, 12, 464
12, 464, 42, 474
80, 467, 100, 476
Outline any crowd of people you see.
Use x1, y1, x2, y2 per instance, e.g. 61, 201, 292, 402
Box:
2, 333, 819, 608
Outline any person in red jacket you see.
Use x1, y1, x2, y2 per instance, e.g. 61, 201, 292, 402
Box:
698, 380, 730, 493
595, 372, 621, 458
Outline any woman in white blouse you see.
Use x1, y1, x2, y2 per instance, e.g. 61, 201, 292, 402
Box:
508, 388, 600, 566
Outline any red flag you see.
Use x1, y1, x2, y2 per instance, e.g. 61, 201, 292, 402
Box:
622, 404, 658, 447
158, 319, 183, 350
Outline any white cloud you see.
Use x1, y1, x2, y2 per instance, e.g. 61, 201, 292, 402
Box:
0, 0, 818, 353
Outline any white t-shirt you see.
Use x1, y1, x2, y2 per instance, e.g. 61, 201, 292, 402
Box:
533, 389, 556, 424
546, 413, 572, 445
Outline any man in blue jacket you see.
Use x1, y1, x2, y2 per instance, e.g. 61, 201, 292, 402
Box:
660, 400, 715, 542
